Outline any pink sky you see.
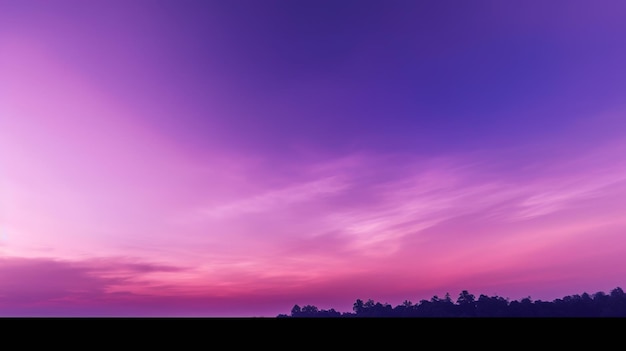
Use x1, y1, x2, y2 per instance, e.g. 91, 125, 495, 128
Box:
2, 1, 626, 316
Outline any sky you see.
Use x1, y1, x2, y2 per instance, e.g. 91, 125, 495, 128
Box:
1, 0, 626, 317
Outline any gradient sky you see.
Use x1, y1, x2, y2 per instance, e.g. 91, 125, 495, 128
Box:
2, 0, 626, 317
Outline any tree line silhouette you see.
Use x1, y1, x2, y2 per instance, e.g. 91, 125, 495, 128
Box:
278, 287, 626, 317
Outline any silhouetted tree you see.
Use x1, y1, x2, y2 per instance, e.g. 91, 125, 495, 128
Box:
301, 305, 318, 316
476, 294, 509, 317
353, 299, 364, 314
456, 290, 476, 317
392, 299, 416, 317
608, 287, 626, 316
278, 286, 626, 317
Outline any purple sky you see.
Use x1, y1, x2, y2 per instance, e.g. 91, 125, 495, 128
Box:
1, 0, 626, 317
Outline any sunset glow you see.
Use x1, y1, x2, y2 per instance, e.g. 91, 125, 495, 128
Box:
2, 0, 626, 316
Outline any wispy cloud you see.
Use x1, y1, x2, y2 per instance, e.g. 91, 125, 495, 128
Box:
168, 140, 626, 265
199, 176, 348, 218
